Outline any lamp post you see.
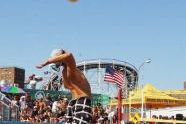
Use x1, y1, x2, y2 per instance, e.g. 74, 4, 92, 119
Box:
138, 59, 151, 121
137, 59, 151, 87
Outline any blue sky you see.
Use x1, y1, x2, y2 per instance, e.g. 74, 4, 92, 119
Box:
0, 0, 186, 90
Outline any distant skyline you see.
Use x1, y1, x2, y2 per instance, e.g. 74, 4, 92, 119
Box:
0, 0, 186, 90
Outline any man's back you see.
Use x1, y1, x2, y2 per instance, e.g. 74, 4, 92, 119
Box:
62, 66, 91, 99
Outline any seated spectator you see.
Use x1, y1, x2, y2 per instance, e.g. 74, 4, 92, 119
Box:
11, 96, 20, 106
52, 100, 60, 114
31, 106, 38, 118
38, 98, 46, 110
20, 104, 32, 122
45, 93, 53, 107
19, 96, 26, 111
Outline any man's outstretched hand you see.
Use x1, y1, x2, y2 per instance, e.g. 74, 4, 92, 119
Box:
36, 61, 48, 69
36, 64, 44, 69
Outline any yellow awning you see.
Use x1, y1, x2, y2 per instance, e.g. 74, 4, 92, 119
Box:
110, 84, 186, 108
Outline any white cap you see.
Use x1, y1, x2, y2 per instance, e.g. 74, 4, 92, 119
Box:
50, 49, 64, 57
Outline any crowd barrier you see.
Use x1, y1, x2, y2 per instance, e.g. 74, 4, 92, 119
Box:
0, 92, 19, 121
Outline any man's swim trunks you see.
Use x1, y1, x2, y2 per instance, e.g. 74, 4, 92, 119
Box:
65, 97, 92, 124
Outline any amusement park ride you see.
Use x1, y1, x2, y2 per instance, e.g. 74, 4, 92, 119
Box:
77, 59, 138, 98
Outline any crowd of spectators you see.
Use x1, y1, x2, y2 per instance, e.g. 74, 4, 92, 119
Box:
8, 93, 118, 124
8, 92, 186, 124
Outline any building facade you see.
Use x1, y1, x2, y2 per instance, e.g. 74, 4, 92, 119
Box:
0, 67, 25, 88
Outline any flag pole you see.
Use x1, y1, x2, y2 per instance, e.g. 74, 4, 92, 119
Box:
104, 63, 124, 124
117, 88, 122, 124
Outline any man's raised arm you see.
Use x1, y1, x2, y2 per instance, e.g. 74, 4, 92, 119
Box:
36, 52, 73, 69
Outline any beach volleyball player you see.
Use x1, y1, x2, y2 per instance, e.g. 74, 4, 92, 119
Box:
36, 49, 92, 124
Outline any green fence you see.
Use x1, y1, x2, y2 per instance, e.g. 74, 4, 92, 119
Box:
24, 89, 110, 106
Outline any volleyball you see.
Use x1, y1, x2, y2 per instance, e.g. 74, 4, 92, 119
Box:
68, 0, 78, 3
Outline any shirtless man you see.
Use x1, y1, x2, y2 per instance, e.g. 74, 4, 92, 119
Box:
36, 49, 92, 124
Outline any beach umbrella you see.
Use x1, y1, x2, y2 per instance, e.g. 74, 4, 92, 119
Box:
0, 86, 25, 94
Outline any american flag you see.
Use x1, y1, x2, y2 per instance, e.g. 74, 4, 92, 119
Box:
104, 66, 124, 88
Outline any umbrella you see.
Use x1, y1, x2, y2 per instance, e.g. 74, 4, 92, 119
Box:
0, 86, 25, 94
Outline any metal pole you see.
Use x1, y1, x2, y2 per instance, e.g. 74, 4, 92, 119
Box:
111, 59, 121, 124
129, 91, 131, 122
137, 59, 151, 88
2, 103, 4, 121
8, 106, 10, 121
138, 59, 151, 122
141, 85, 144, 121
117, 88, 122, 124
